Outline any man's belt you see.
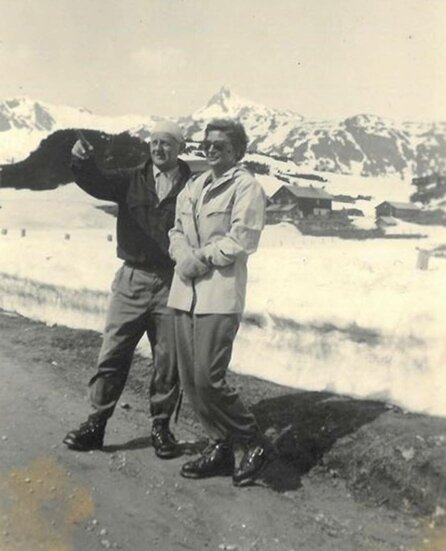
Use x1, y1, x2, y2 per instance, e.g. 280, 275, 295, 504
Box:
124, 260, 173, 272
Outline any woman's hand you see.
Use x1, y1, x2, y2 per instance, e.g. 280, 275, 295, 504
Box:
175, 248, 210, 280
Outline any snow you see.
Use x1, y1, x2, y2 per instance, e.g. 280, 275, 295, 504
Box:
246, 156, 424, 222
3, 96, 149, 134
0, 184, 115, 230
0, 128, 45, 164
255, 174, 283, 197
0, 183, 445, 417
0, 97, 152, 163
237, 231, 446, 417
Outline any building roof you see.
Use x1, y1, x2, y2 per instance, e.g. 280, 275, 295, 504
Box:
273, 184, 333, 201
376, 201, 420, 211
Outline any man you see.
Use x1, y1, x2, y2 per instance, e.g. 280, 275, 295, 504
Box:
63, 121, 190, 459
168, 119, 269, 486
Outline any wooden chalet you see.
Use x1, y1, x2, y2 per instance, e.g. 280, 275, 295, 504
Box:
269, 184, 333, 218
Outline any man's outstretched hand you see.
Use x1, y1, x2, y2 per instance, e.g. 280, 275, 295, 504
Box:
72, 138, 93, 160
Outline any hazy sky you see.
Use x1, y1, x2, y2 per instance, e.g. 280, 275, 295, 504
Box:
1, 0, 445, 121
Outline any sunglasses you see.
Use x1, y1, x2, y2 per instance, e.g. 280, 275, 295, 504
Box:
201, 140, 232, 153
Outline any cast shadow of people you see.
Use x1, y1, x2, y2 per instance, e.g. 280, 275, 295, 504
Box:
249, 390, 392, 492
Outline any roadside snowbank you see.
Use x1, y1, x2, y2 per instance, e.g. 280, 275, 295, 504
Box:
1, 185, 445, 416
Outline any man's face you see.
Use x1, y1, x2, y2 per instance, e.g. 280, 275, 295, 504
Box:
203, 130, 237, 175
150, 132, 182, 171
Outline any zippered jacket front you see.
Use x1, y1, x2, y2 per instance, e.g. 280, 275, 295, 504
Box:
168, 166, 266, 313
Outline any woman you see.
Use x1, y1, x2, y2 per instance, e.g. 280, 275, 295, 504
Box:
167, 118, 268, 486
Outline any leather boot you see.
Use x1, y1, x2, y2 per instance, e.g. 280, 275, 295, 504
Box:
63, 417, 106, 451
233, 442, 269, 487
181, 442, 235, 479
151, 419, 179, 459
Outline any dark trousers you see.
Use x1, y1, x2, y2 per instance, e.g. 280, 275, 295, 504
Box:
89, 264, 179, 422
174, 311, 259, 445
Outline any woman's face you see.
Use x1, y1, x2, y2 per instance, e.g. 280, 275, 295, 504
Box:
203, 130, 237, 175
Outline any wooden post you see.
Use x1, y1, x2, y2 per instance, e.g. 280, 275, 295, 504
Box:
416, 249, 430, 270
21, 229, 26, 238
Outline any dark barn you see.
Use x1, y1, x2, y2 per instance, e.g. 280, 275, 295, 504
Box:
375, 201, 420, 220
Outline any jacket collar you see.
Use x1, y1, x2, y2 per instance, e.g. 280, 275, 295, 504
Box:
145, 157, 190, 180
193, 165, 240, 199
152, 163, 181, 181
146, 157, 190, 192
128, 158, 191, 206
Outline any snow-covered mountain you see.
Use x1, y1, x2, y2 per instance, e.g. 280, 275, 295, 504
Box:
1, 90, 445, 178
0, 97, 152, 163
178, 87, 305, 154
178, 88, 446, 178
130, 86, 304, 146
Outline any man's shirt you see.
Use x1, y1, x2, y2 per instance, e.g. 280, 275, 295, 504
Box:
153, 164, 181, 203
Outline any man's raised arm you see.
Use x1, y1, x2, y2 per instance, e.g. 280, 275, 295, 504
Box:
70, 136, 132, 203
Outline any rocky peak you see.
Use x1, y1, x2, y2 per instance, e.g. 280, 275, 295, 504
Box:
0, 97, 55, 132
204, 86, 232, 111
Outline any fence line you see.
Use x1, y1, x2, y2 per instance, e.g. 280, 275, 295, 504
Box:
0, 229, 113, 241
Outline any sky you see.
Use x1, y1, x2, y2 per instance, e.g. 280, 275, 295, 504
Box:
1, 0, 445, 122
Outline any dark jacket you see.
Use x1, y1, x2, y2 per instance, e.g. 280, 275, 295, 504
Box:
71, 156, 191, 271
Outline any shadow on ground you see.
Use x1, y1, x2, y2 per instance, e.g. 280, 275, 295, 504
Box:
93, 390, 389, 494
250, 390, 391, 492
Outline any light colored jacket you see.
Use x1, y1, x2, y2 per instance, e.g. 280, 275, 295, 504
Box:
167, 166, 266, 314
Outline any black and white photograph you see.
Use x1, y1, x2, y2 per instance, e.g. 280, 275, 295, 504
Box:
0, 1, 445, 550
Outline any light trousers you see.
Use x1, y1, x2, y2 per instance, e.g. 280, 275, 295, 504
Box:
174, 311, 259, 444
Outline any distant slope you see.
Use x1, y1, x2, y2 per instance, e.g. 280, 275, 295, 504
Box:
0, 96, 154, 164
178, 90, 446, 178
1, 89, 445, 179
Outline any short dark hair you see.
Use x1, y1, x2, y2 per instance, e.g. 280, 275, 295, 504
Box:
204, 119, 248, 161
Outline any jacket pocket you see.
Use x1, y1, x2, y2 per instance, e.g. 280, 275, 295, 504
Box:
203, 209, 232, 236
206, 208, 231, 217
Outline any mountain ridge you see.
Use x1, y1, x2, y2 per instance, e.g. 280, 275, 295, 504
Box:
1, 88, 445, 178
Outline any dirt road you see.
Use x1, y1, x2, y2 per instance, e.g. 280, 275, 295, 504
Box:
0, 310, 443, 551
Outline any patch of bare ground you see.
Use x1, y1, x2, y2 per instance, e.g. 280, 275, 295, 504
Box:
1, 309, 446, 550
